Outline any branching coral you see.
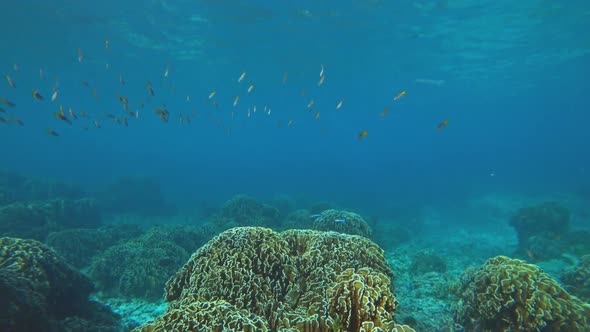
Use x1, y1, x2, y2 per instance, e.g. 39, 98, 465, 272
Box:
312, 209, 372, 238
454, 255, 590, 331
135, 227, 408, 332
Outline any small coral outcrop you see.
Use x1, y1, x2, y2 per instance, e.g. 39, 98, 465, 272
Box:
561, 255, 590, 302
0, 198, 101, 241
90, 224, 213, 300
135, 227, 408, 332
454, 255, 590, 331
210, 194, 280, 230
0, 237, 121, 331
46, 224, 144, 268
509, 201, 570, 249
282, 208, 314, 230
0, 170, 85, 205
312, 209, 372, 238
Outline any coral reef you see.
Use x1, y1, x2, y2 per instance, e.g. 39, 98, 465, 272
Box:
0, 198, 101, 241
135, 227, 410, 331
454, 255, 590, 331
509, 201, 570, 249
210, 194, 280, 231
312, 209, 372, 238
137, 299, 269, 331
46, 224, 144, 268
96, 176, 173, 216
561, 255, 590, 302
0, 237, 121, 332
90, 236, 188, 300
0, 170, 85, 205
90, 224, 213, 300
282, 208, 314, 230
138, 224, 216, 254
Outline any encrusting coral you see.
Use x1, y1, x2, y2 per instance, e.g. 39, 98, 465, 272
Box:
454, 255, 590, 331
135, 227, 413, 332
312, 209, 372, 238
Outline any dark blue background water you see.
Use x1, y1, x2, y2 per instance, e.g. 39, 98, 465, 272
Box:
0, 0, 588, 214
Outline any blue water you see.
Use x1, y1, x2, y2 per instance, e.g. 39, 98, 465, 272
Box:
0, 0, 589, 214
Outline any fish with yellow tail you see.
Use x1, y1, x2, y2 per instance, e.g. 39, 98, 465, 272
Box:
146, 81, 155, 96
0, 97, 15, 107
54, 112, 72, 125
394, 89, 407, 101
237, 71, 246, 83
77, 48, 84, 63
358, 130, 368, 140
47, 129, 59, 136
32, 89, 44, 101
436, 119, 449, 131
4, 75, 16, 88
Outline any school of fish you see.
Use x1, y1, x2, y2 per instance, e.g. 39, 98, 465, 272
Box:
0, 39, 449, 139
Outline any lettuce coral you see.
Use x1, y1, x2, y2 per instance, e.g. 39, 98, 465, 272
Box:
0, 237, 121, 331
135, 227, 408, 332
454, 256, 590, 331
90, 224, 214, 300
210, 194, 281, 231
312, 209, 372, 238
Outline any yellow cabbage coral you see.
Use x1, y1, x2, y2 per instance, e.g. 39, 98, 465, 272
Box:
137, 299, 269, 332
135, 227, 410, 332
454, 256, 590, 331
